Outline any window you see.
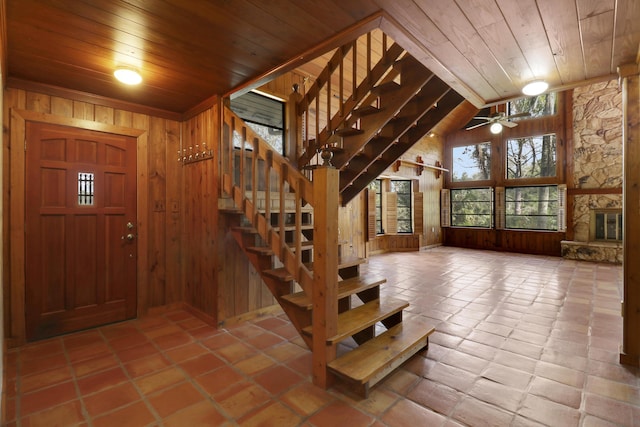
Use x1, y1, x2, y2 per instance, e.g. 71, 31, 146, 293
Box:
508, 92, 557, 118
230, 91, 285, 154
505, 185, 558, 230
391, 180, 412, 233
506, 134, 556, 179
369, 179, 383, 234
78, 172, 94, 206
452, 142, 491, 182
593, 210, 622, 241
450, 188, 492, 228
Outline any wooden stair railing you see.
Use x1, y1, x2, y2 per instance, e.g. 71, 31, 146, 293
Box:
221, 107, 435, 396
292, 31, 467, 206
296, 37, 405, 168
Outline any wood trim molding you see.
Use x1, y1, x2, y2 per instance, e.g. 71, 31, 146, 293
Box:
8, 108, 149, 346
567, 187, 623, 195
7, 78, 182, 121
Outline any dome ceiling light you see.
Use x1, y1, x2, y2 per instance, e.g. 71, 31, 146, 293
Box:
114, 67, 142, 85
522, 80, 548, 96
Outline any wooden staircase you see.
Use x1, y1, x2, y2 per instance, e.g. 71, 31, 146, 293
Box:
295, 35, 465, 205
218, 31, 456, 397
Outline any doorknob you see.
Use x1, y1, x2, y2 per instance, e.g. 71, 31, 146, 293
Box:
122, 233, 135, 241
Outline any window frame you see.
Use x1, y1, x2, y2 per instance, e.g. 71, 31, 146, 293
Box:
449, 187, 494, 229
391, 179, 413, 234
503, 185, 559, 231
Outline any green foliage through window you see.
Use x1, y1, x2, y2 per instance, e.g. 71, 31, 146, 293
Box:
505, 186, 558, 230
451, 188, 492, 228
452, 143, 491, 182
506, 134, 556, 179
508, 92, 557, 118
391, 180, 412, 233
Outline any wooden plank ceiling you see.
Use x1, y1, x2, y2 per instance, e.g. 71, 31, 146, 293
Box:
4, 0, 640, 115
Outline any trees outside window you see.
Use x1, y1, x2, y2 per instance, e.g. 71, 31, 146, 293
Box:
506, 134, 556, 179
391, 180, 412, 233
446, 92, 563, 232
508, 92, 557, 118
451, 188, 492, 227
505, 185, 558, 230
452, 142, 491, 181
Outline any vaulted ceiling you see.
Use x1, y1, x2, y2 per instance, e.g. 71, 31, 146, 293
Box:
3, 0, 639, 117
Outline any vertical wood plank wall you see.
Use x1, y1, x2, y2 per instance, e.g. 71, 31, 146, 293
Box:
181, 102, 276, 325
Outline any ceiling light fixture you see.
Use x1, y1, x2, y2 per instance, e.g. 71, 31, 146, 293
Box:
114, 67, 142, 85
490, 122, 503, 134
522, 80, 548, 96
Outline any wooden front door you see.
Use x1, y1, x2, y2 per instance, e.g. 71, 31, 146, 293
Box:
25, 122, 138, 341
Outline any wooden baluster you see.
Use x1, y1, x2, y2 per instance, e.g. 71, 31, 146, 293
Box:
315, 95, 320, 156
295, 179, 302, 274
326, 74, 331, 141
366, 32, 372, 82
311, 165, 339, 388
352, 40, 357, 96
279, 164, 287, 260
240, 126, 247, 205
265, 150, 273, 245
288, 84, 303, 167
252, 137, 259, 223
339, 47, 344, 118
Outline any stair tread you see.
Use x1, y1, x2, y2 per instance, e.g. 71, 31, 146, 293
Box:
263, 267, 293, 281
335, 128, 364, 137
263, 255, 366, 283
302, 297, 409, 344
247, 246, 273, 256
287, 241, 314, 250
328, 317, 435, 384
219, 207, 243, 215
231, 226, 257, 234
353, 105, 382, 117
281, 273, 387, 309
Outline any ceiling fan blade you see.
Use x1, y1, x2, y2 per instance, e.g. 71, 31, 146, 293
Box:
472, 116, 490, 121
466, 122, 489, 130
500, 120, 518, 128
505, 112, 531, 119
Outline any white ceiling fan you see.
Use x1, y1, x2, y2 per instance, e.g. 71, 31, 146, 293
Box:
466, 111, 531, 134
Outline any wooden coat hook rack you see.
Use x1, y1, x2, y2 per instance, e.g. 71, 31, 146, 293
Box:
393, 156, 449, 178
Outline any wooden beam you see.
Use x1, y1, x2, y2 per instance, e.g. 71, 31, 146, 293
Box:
620, 64, 640, 367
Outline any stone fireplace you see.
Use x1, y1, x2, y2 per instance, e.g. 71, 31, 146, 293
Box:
561, 80, 623, 264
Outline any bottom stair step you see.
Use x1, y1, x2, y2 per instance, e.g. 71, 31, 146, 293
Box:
328, 317, 435, 398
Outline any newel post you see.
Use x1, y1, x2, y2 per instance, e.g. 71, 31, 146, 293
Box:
619, 63, 640, 367
311, 161, 340, 388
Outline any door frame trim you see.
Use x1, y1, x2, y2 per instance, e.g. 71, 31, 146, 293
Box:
9, 109, 147, 346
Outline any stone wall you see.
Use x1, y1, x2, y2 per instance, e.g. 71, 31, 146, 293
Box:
561, 80, 623, 263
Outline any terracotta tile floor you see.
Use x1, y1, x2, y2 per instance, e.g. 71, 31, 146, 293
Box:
4, 247, 640, 426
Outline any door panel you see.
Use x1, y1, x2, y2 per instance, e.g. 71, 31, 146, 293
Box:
25, 122, 137, 341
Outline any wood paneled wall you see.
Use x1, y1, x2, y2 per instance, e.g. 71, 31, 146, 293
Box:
443, 228, 564, 256
2, 87, 182, 345
181, 102, 276, 325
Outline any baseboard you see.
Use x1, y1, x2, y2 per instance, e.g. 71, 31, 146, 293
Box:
619, 351, 640, 367
183, 304, 217, 326
216, 304, 283, 328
